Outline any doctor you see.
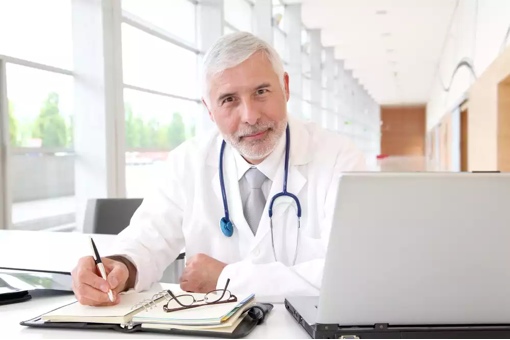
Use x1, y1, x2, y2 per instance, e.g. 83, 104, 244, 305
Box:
71, 32, 366, 306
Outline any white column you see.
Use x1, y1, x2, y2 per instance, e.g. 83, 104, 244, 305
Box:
336, 60, 345, 126
253, 0, 272, 44
0, 60, 11, 229
196, 0, 224, 134
72, 0, 125, 230
309, 29, 322, 124
197, 0, 224, 52
324, 47, 335, 129
335, 60, 345, 131
345, 70, 354, 119
284, 4, 302, 118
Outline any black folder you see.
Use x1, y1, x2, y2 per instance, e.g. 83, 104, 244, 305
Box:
21, 302, 273, 338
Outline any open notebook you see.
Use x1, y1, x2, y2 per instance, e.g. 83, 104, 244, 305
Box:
40, 283, 255, 332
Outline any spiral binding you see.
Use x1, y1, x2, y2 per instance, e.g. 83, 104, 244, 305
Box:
130, 290, 171, 312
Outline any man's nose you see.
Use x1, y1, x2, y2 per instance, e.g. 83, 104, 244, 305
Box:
240, 100, 261, 125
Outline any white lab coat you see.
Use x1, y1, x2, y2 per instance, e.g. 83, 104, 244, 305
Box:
109, 116, 366, 296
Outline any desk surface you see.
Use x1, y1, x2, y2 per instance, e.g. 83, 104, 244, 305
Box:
0, 230, 114, 273
0, 230, 310, 339
2, 293, 308, 339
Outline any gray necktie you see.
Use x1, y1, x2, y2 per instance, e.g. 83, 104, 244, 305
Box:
242, 168, 267, 235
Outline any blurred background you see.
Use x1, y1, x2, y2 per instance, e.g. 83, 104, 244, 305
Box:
0, 0, 509, 232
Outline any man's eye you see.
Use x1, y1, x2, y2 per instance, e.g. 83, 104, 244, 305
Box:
257, 89, 268, 95
222, 97, 234, 104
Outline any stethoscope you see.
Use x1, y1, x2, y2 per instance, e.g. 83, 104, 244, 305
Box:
218, 124, 302, 265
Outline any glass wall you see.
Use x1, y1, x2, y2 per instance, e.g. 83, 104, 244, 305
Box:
0, 0, 75, 231
121, 1, 201, 198
0, 0, 380, 230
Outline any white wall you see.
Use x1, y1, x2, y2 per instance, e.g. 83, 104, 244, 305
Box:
426, 0, 510, 130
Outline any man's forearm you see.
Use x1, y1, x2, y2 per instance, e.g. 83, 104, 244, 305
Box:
107, 255, 137, 291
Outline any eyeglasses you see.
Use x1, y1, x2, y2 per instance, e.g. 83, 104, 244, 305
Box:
163, 278, 237, 313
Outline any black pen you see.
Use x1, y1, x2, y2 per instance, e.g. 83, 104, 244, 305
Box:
90, 237, 114, 302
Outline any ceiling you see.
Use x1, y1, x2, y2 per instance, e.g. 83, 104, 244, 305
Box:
283, 0, 458, 105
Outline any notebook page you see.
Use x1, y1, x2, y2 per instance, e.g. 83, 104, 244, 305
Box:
42, 284, 169, 322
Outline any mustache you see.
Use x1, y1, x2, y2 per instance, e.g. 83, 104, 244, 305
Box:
236, 122, 275, 138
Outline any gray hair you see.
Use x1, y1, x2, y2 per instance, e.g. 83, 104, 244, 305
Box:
201, 32, 285, 104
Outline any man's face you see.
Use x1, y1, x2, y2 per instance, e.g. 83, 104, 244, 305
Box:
204, 51, 290, 164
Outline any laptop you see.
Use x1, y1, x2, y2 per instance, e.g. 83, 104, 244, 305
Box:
285, 172, 510, 338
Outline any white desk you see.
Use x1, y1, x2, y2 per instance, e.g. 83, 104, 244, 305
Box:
0, 230, 115, 273
0, 230, 309, 339
2, 293, 308, 339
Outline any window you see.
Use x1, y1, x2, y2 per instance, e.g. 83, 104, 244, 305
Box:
301, 28, 310, 54
121, 2, 201, 198
322, 89, 328, 109
124, 89, 201, 198
122, 0, 196, 45
6, 64, 75, 230
302, 52, 311, 77
302, 101, 312, 121
122, 24, 199, 100
224, 0, 253, 32
322, 110, 329, 128
273, 27, 287, 62
303, 77, 311, 102
0, 0, 73, 69
272, 0, 285, 32
322, 66, 328, 88
224, 23, 239, 35
331, 113, 339, 132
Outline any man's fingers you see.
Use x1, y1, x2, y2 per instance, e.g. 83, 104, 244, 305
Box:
72, 256, 111, 293
106, 262, 128, 291
77, 268, 110, 293
107, 268, 120, 289
72, 256, 121, 306
180, 279, 194, 292
73, 281, 116, 306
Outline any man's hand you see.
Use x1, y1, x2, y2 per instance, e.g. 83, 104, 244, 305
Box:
179, 253, 227, 293
71, 256, 129, 306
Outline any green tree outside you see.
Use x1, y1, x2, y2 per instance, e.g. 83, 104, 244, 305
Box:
67, 116, 74, 147
32, 92, 68, 148
125, 103, 137, 148
8, 101, 19, 146
167, 112, 186, 149
125, 103, 188, 149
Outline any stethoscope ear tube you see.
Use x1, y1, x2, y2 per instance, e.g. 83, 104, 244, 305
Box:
218, 124, 302, 265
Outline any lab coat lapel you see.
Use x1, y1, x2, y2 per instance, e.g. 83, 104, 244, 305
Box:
252, 118, 310, 252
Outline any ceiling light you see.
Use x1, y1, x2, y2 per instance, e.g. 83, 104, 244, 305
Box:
386, 49, 395, 53
381, 32, 392, 38
376, 10, 387, 15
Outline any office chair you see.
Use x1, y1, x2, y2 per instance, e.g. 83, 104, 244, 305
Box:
83, 198, 185, 283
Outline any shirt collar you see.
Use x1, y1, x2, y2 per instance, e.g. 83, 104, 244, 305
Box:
233, 131, 286, 182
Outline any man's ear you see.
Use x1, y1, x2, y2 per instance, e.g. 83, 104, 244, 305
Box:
283, 72, 290, 102
202, 98, 215, 122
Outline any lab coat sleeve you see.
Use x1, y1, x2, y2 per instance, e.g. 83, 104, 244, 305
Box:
218, 258, 324, 296
106, 150, 187, 292
217, 137, 368, 296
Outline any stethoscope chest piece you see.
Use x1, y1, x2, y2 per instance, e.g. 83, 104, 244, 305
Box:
220, 217, 234, 237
